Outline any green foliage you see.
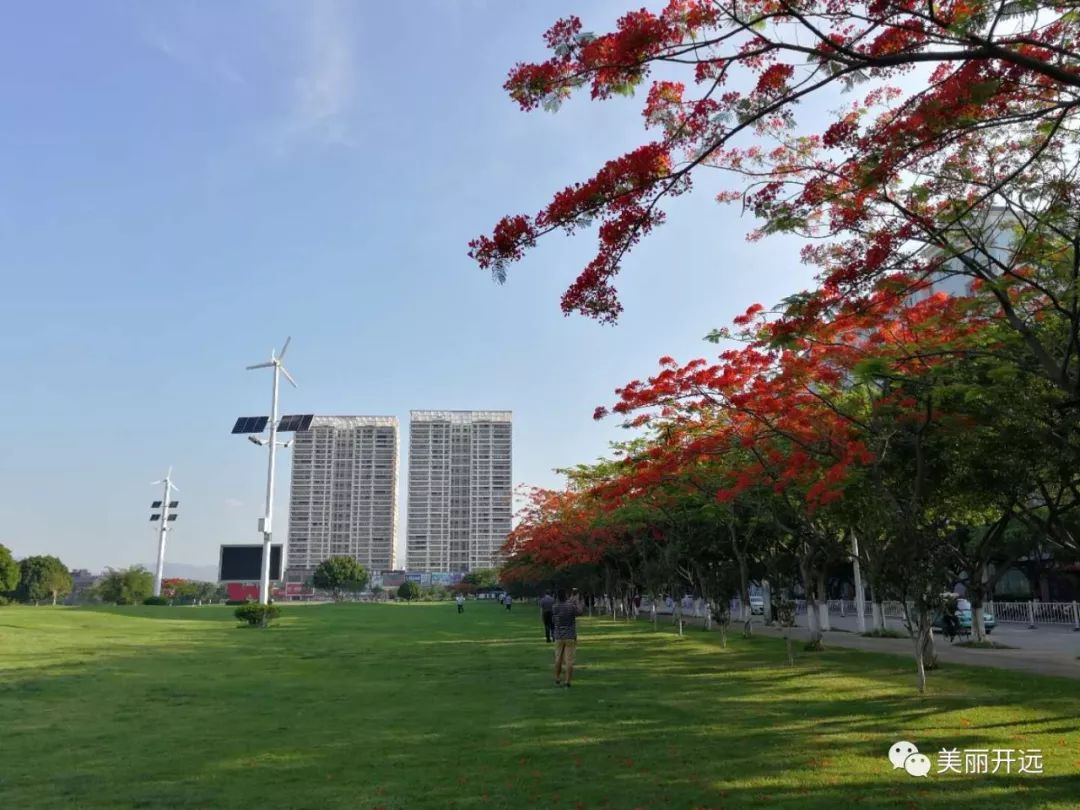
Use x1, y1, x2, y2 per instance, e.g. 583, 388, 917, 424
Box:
94, 567, 154, 605
311, 556, 369, 599
461, 568, 499, 588
163, 578, 223, 603
142, 596, 169, 606
16, 555, 72, 605
862, 628, 908, 639
233, 603, 281, 626
397, 580, 421, 601
0, 543, 19, 594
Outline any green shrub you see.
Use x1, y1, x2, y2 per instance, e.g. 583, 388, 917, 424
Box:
862, 628, 908, 639
143, 596, 169, 606
234, 603, 282, 626
0, 595, 10, 606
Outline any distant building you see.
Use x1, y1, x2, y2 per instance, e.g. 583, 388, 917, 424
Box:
67, 569, 100, 603
286, 416, 399, 579
406, 410, 512, 572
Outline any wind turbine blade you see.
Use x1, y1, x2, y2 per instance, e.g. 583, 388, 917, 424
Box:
151, 480, 164, 486
281, 366, 298, 388
246, 362, 274, 370
168, 482, 180, 492
278, 336, 291, 360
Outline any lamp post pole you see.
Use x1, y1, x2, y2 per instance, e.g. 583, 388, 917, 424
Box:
259, 362, 281, 606
150, 469, 178, 598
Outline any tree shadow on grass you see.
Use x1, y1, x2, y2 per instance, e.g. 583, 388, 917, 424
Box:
2, 605, 1079, 809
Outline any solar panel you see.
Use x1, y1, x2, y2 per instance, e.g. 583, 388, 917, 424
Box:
151, 501, 162, 508
231, 416, 269, 434
168, 501, 179, 509
150, 514, 160, 521
278, 414, 314, 432
167, 514, 178, 521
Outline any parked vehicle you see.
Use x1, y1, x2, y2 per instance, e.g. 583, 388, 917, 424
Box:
933, 597, 995, 638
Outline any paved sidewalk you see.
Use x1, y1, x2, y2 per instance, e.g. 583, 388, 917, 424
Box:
645, 611, 1080, 680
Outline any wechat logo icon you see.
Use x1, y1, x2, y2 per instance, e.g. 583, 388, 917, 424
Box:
889, 741, 931, 777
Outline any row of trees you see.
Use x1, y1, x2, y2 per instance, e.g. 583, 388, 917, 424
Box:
0, 545, 73, 605
482, 2, 1080, 692
0, 545, 231, 606
504, 281, 1080, 690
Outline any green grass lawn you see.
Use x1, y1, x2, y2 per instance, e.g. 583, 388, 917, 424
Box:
2, 603, 1079, 809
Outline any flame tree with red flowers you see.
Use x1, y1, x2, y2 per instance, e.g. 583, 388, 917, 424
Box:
577, 285, 1064, 689
471, 3, 1080, 405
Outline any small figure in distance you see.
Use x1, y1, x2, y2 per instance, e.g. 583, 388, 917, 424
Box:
456, 593, 465, 614
503, 592, 513, 611
539, 590, 555, 643
942, 594, 959, 643
552, 588, 583, 688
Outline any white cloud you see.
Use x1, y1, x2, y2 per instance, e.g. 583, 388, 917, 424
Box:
279, 0, 360, 149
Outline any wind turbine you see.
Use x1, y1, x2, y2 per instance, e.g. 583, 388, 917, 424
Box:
245, 338, 297, 606
150, 468, 179, 598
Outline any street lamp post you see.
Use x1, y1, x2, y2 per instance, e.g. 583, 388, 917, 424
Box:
150, 469, 179, 598
243, 338, 297, 606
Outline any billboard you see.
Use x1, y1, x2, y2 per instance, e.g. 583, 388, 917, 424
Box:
219, 544, 283, 582
226, 583, 260, 602
405, 572, 423, 584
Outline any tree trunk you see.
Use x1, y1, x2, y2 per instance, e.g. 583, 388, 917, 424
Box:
800, 555, 823, 648
922, 625, 938, 670
851, 533, 867, 634
735, 548, 752, 637
817, 572, 831, 632
972, 603, 986, 643
51, 591, 58, 606
784, 632, 794, 666
650, 601, 657, 630
805, 594, 822, 648
871, 600, 884, 632
762, 579, 773, 625
912, 629, 928, 693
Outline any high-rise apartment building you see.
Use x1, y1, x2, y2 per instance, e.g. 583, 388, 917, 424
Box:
406, 410, 512, 572
286, 416, 399, 577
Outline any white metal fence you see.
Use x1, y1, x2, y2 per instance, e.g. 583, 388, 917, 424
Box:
641, 596, 1080, 628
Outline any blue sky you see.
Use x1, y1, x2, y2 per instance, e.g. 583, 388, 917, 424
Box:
0, 1, 817, 571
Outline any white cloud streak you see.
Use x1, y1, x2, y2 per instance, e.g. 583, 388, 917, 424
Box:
280, 0, 360, 149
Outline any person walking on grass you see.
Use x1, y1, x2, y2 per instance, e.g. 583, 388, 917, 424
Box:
503, 593, 513, 611
552, 589, 583, 688
456, 593, 465, 614
539, 590, 555, 642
